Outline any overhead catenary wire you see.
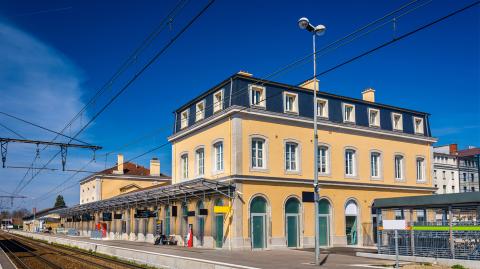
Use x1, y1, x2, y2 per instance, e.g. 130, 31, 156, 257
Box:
0, 122, 26, 139
29, 0, 478, 206
11, 0, 191, 195
31, 0, 436, 204
13, 0, 216, 195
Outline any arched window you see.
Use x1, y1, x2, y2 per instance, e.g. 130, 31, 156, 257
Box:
345, 200, 358, 245
394, 155, 404, 180
416, 157, 425, 181
180, 154, 188, 180
250, 196, 268, 249
317, 145, 330, 174
251, 138, 266, 169
318, 199, 331, 246
345, 149, 357, 176
285, 142, 299, 172
195, 148, 205, 177
370, 151, 381, 179
213, 142, 224, 172
285, 197, 300, 248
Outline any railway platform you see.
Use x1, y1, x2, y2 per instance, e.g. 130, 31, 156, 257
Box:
0, 246, 16, 269
11, 230, 392, 269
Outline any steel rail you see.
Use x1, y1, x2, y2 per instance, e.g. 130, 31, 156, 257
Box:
9, 232, 145, 269
0, 232, 62, 269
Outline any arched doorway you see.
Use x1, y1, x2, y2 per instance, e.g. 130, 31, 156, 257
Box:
250, 196, 267, 249
181, 203, 188, 240
285, 197, 300, 248
318, 199, 331, 246
345, 200, 358, 245
164, 206, 170, 236
214, 199, 224, 248
196, 200, 205, 246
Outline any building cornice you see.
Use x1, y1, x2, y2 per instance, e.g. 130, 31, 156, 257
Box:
79, 174, 171, 184
222, 175, 436, 192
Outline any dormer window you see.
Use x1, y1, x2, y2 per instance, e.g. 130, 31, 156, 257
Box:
283, 92, 298, 114
414, 117, 424, 134
316, 98, 328, 118
213, 90, 224, 113
180, 109, 189, 129
392, 113, 403, 131
195, 100, 205, 122
368, 108, 380, 127
249, 85, 266, 108
343, 103, 355, 123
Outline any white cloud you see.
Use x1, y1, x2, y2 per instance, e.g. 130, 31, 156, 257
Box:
0, 21, 90, 209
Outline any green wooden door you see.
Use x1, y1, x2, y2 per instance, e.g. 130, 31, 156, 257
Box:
318, 216, 329, 246
215, 215, 223, 248
252, 215, 265, 249
286, 215, 298, 247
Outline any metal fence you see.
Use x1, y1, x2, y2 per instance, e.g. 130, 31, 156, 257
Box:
377, 206, 480, 260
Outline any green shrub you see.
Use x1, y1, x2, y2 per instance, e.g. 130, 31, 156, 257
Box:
451, 265, 467, 269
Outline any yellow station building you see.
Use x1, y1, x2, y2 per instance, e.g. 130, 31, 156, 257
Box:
167, 72, 436, 249
60, 72, 436, 250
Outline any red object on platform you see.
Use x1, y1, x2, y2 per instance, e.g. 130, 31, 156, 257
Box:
187, 226, 193, 247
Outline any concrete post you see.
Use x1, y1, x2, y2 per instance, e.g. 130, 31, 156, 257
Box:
129, 208, 136, 241
115, 211, 122, 239
137, 208, 146, 242
122, 208, 129, 240
146, 206, 155, 243
108, 211, 114, 239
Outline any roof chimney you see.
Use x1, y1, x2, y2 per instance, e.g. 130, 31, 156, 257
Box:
237, 70, 253, 77
362, 88, 375, 102
113, 154, 124, 174
299, 78, 319, 91
150, 158, 160, 177
449, 144, 458, 154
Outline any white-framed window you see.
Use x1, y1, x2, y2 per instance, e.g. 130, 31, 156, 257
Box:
180, 109, 189, 129
416, 157, 425, 182
213, 89, 224, 113
213, 142, 224, 172
345, 149, 356, 176
370, 151, 381, 179
316, 98, 328, 118
251, 138, 266, 169
413, 117, 424, 134
394, 155, 404, 180
181, 154, 189, 180
317, 145, 330, 174
391, 113, 403, 131
285, 142, 299, 172
195, 100, 205, 122
343, 103, 356, 123
368, 108, 380, 127
195, 148, 205, 177
283, 92, 298, 114
249, 85, 266, 108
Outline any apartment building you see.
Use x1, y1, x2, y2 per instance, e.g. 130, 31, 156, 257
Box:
433, 144, 479, 194
166, 71, 436, 249
433, 145, 459, 194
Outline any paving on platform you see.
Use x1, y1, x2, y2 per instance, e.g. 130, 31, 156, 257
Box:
0, 245, 17, 269
12, 231, 395, 269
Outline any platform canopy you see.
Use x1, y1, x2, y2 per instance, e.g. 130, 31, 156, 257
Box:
54, 178, 235, 217
373, 192, 480, 209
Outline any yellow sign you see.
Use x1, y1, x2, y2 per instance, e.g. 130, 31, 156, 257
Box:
214, 206, 231, 214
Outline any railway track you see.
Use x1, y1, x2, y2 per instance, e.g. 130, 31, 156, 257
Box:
0, 231, 149, 269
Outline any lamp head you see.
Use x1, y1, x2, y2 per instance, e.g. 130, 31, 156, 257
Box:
298, 17, 310, 30
314, 24, 326, 36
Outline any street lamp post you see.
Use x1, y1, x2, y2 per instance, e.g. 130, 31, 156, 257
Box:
298, 17, 326, 266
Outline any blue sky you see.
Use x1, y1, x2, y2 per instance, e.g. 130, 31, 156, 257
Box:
0, 0, 478, 209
